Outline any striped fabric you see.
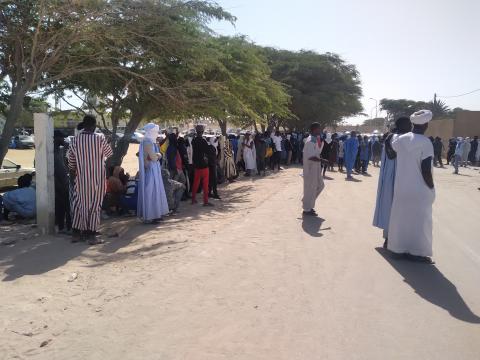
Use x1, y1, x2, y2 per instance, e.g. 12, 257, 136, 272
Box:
67, 132, 113, 232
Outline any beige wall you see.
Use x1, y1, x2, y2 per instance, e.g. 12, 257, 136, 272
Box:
454, 111, 480, 137
425, 118, 454, 141
426, 111, 480, 139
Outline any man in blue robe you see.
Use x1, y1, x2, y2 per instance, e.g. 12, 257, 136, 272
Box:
373, 117, 412, 247
343, 131, 359, 180
359, 136, 371, 174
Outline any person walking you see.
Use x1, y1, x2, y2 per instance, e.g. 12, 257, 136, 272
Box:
433, 137, 444, 167
373, 117, 411, 247
137, 123, 170, 224
302, 123, 325, 216
387, 110, 435, 264
321, 133, 331, 177
453, 138, 464, 174
67, 115, 113, 244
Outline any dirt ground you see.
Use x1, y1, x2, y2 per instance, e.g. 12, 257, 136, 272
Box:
1, 148, 480, 360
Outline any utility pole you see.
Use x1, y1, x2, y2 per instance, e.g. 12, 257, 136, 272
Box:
434, 93, 437, 104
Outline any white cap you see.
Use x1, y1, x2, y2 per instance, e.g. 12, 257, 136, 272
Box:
410, 110, 433, 125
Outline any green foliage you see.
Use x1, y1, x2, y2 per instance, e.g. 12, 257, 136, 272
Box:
189, 36, 292, 133
381, 98, 452, 121
264, 49, 363, 130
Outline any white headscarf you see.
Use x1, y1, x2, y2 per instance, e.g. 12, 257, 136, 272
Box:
325, 133, 332, 144
143, 123, 159, 142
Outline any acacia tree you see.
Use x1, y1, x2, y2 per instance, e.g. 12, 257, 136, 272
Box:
264, 49, 363, 130
0, 0, 120, 166
191, 36, 291, 135
1, 0, 232, 166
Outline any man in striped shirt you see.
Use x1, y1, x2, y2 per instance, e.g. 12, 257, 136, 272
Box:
68, 115, 113, 244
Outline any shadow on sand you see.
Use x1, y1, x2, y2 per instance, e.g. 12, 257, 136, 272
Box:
301, 216, 331, 237
376, 247, 480, 324
0, 179, 257, 281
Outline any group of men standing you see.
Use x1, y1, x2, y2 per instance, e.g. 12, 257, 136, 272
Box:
303, 110, 436, 264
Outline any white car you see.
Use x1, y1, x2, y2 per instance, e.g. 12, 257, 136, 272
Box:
0, 159, 35, 190
130, 131, 145, 143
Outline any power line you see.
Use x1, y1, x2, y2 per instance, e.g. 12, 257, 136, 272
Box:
437, 88, 480, 98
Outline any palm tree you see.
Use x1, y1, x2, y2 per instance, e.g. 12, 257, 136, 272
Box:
428, 98, 450, 119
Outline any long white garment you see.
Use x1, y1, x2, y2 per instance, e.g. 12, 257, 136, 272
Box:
302, 136, 325, 211
243, 139, 256, 170
388, 132, 435, 256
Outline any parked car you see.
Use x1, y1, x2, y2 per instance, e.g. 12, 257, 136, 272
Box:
0, 158, 35, 190
130, 131, 145, 143
13, 134, 35, 149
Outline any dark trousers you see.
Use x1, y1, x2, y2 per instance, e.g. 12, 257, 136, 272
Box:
434, 152, 443, 167
208, 165, 218, 196
271, 151, 281, 170
55, 189, 72, 231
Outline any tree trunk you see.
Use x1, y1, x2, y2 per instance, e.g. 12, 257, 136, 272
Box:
260, 124, 266, 133
218, 119, 227, 136
253, 121, 258, 133
108, 109, 144, 167
0, 87, 27, 167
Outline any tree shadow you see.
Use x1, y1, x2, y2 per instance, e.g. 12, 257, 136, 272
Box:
376, 247, 480, 324
301, 216, 331, 237
0, 183, 255, 281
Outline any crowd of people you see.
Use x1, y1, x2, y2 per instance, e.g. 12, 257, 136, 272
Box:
1, 112, 478, 251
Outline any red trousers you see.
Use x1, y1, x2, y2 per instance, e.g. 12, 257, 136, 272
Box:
192, 167, 209, 204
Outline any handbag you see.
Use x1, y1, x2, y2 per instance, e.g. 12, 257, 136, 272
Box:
266, 147, 273, 158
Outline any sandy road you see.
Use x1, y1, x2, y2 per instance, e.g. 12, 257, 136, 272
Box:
1, 155, 480, 359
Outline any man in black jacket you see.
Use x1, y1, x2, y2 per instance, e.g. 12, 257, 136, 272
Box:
191, 125, 213, 206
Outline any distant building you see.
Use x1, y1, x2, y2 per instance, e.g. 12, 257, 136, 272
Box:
426, 111, 480, 140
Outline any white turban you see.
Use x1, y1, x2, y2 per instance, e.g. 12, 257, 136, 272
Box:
410, 110, 433, 125
143, 123, 159, 142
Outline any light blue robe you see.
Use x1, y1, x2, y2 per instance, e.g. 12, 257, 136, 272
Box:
344, 137, 359, 174
137, 139, 169, 221
2, 187, 36, 218
373, 145, 396, 237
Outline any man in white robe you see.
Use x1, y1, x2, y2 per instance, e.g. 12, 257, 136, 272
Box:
388, 110, 435, 263
302, 123, 325, 216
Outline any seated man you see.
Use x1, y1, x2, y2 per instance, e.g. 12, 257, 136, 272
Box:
120, 175, 139, 214
104, 166, 128, 215
161, 167, 185, 214
2, 174, 36, 220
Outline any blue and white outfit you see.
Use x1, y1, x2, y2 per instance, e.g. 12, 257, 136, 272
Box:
137, 123, 169, 222
373, 135, 397, 239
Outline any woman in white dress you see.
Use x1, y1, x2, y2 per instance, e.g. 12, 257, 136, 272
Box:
243, 132, 256, 176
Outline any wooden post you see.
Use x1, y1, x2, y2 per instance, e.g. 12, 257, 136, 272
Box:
34, 113, 55, 235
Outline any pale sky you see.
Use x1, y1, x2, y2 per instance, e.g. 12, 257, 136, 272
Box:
213, 0, 480, 124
